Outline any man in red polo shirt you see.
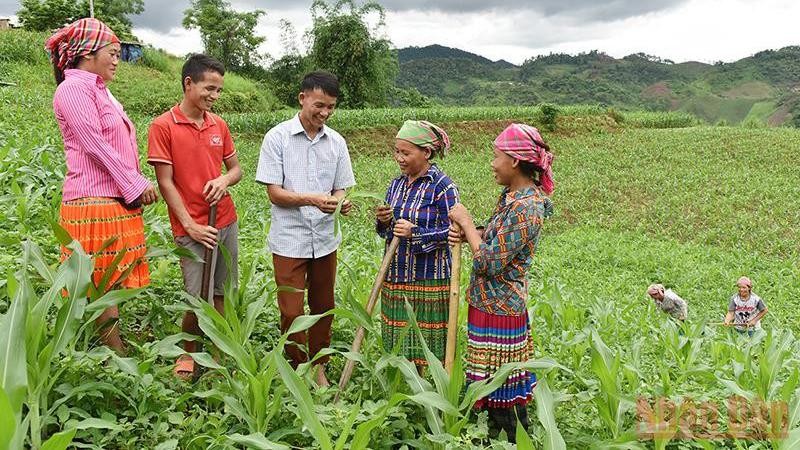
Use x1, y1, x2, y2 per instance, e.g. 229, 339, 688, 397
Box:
147, 53, 242, 379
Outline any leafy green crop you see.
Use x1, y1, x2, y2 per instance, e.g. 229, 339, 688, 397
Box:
3, 29, 800, 446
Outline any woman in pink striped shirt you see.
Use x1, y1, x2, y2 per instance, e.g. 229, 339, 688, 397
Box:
46, 18, 158, 353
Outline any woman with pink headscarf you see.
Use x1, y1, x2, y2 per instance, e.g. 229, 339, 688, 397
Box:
724, 276, 768, 337
46, 18, 158, 353
448, 123, 554, 442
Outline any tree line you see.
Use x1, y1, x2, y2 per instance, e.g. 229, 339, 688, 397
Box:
16, 0, 410, 109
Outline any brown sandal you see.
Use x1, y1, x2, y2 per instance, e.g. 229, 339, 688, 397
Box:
174, 354, 195, 380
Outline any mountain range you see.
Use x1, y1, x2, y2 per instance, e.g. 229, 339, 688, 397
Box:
396, 44, 800, 125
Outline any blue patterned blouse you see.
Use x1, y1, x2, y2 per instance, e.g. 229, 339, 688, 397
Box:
377, 164, 460, 283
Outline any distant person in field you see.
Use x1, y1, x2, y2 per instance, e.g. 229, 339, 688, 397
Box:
255, 71, 355, 387
375, 120, 459, 373
448, 123, 554, 442
147, 54, 242, 379
646, 284, 688, 322
46, 18, 158, 353
724, 276, 767, 336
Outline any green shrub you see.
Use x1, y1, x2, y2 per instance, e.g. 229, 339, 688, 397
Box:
109, 60, 279, 117
140, 46, 173, 74
389, 86, 437, 108
0, 29, 49, 65
605, 107, 625, 124
538, 103, 560, 131
741, 117, 766, 128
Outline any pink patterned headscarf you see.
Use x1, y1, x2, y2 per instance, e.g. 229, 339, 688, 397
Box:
737, 276, 752, 288
45, 18, 120, 70
647, 284, 665, 297
494, 123, 555, 194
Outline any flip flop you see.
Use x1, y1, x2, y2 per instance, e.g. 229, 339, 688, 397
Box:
174, 354, 195, 380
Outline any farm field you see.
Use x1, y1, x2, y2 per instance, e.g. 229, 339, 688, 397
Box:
3, 32, 800, 450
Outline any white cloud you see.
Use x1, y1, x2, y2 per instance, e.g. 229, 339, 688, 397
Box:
133, 27, 202, 57
134, 5, 313, 59
476, 0, 800, 62
384, 9, 595, 64
6, 0, 799, 65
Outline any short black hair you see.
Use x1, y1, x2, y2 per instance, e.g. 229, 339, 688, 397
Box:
300, 70, 339, 98
181, 53, 225, 91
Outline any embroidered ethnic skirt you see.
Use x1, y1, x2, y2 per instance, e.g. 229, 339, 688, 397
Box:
59, 197, 150, 290
466, 306, 537, 409
381, 278, 449, 366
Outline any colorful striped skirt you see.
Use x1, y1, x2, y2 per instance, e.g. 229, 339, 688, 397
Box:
59, 197, 150, 291
381, 278, 449, 366
466, 306, 537, 409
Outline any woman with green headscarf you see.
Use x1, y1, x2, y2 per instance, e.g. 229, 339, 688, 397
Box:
375, 120, 460, 371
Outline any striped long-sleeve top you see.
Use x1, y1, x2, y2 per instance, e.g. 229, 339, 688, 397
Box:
467, 186, 553, 316
53, 69, 149, 204
377, 164, 459, 283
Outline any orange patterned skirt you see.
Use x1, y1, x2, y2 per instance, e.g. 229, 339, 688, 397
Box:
59, 197, 150, 290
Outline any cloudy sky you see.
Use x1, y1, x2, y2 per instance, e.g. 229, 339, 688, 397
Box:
1, 0, 797, 65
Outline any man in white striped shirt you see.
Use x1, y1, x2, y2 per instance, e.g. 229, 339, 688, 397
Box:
256, 71, 355, 387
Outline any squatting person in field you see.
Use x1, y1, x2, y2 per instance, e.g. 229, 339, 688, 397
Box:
46, 18, 159, 353
147, 54, 242, 379
375, 120, 459, 373
724, 276, 768, 336
448, 123, 555, 442
646, 284, 688, 322
255, 71, 355, 387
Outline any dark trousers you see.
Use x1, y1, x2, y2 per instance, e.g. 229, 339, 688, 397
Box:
488, 405, 529, 443
273, 251, 337, 367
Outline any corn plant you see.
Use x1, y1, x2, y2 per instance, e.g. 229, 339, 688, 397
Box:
5, 39, 800, 447
388, 301, 568, 447
534, 282, 590, 369
716, 328, 799, 402
0, 238, 139, 449
650, 320, 714, 397
586, 330, 634, 440
532, 378, 566, 450
173, 248, 360, 449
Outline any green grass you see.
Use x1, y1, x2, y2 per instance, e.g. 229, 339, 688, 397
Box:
723, 81, 774, 99
0, 29, 280, 119
226, 105, 700, 136
744, 100, 778, 124
4, 27, 800, 449
5, 99, 800, 447
140, 46, 179, 74
681, 95, 759, 124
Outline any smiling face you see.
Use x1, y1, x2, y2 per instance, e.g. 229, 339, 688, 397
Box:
393, 139, 430, 177
490, 148, 520, 186
80, 42, 121, 82
737, 282, 751, 298
298, 88, 337, 132
183, 70, 224, 112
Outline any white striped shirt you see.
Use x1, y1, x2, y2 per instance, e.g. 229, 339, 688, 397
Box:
255, 114, 355, 258
53, 69, 149, 204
